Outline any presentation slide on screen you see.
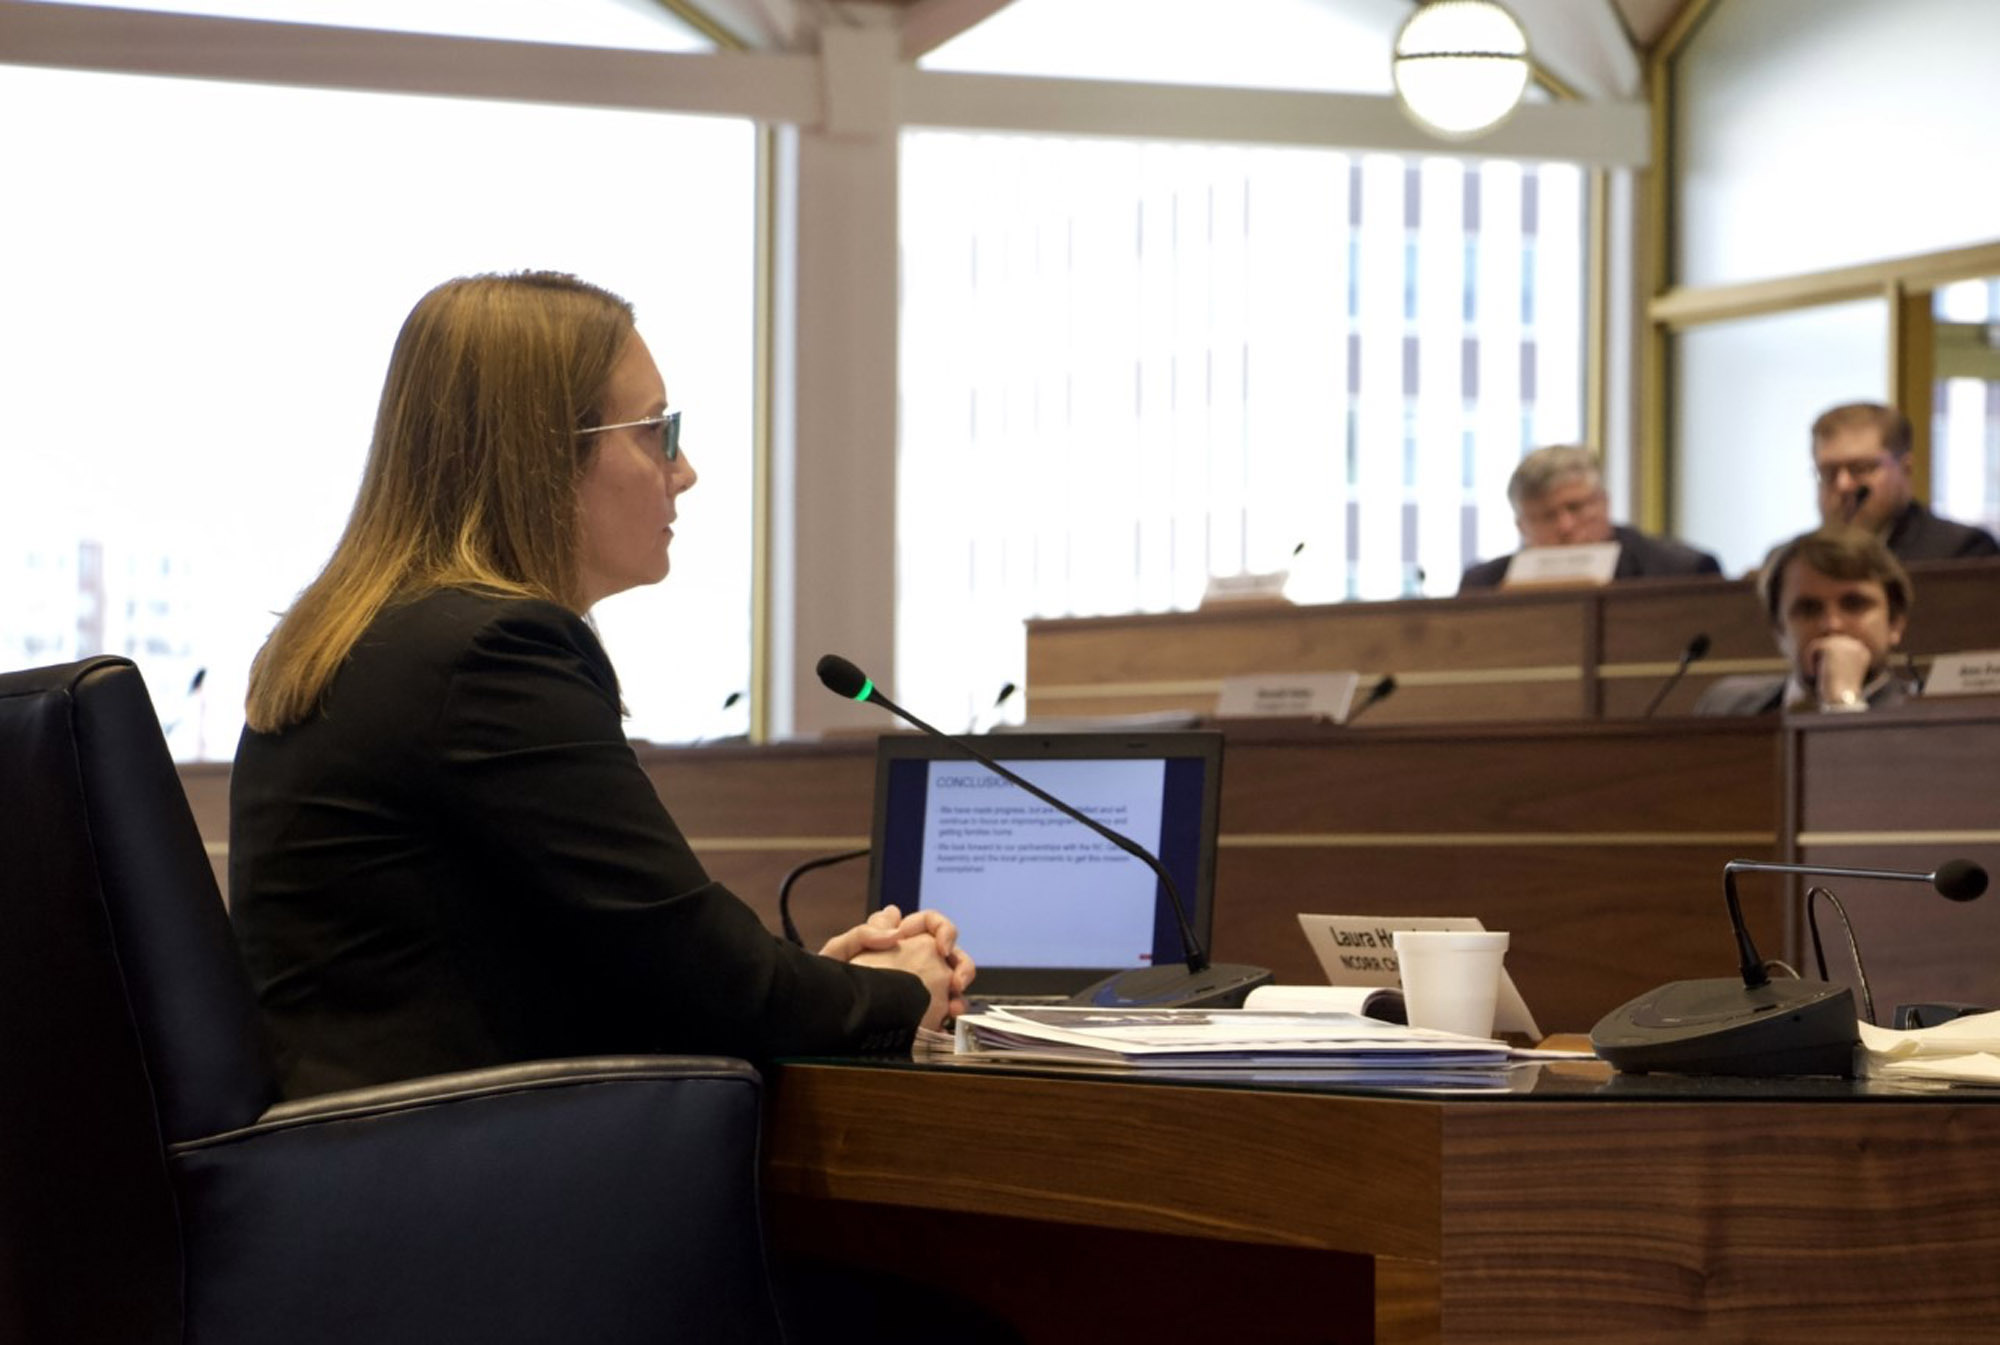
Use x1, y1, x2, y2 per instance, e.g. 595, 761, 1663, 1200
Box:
921, 758, 1165, 967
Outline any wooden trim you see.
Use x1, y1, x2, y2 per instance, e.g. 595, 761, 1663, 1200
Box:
657, 0, 746, 50
1033, 666, 1586, 702
1529, 59, 1581, 105
1598, 656, 1785, 678
1634, 0, 1694, 533
1892, 281, 1936, 499
685, 834, 870, 850
1222, 831, 1775, 848
1798, 830, 2000, 848
1654, 0, 1722, 63
1585, 167, 1609, 462
750, 122, 778, 744
1650, 240, 2000, 331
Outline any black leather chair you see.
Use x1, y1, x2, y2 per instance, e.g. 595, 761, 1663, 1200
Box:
0, 657, 785, 1345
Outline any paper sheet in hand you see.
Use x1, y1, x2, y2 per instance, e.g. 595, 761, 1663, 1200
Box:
1297, 914, 1541, 1038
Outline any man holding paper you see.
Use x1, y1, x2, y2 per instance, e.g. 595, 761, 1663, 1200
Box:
1457, 445, 1723, 592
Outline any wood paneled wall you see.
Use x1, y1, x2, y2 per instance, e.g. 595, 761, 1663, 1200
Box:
1787, 699, 2000, 1018
1027, 558, 2000, 723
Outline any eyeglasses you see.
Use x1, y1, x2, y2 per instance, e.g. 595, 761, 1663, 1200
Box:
578, 409, 680, 462
1813, 455, 1885, 489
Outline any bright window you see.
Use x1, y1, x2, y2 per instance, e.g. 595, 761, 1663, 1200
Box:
897, 134, 1585, 725
18, 0, 702, 48
1933, 278, 2000, 534
0, 62, 755, 755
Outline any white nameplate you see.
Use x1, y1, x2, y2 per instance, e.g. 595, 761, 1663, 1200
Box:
1295, 913, 1540, 1038
1216, 672, 1359, 722
1923, 649, 2000, 697
1200, 570, 1291, 607
1502, 541, 1620, 588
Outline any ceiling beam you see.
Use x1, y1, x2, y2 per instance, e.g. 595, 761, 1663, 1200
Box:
1513, 0, 1643, 100
897, 0, 1016, 61
0, 0, 1648, 163
0, 1, 819, 119
901, 69, 1650, 166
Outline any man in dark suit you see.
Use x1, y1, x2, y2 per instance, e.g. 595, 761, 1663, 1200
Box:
1458, 445, 1722, 592
1695, 527, 1917, 716
1811, 402, 2000, 561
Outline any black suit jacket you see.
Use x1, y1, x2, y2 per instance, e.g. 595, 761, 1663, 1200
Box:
1883, 501, 2000, 562
1693, 673, 1916, 717
1458, 524, 1723, 593
230, 590, 926, 1098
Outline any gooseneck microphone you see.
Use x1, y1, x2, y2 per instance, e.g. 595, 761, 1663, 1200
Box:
1641, 633, 1711, 718
1344, 674, 1397, 725
816, 654, 1272, 1009
1591, 856, 1987, 1076
971, 681, 1017, 734
1720, 858, 1985, 990
1841, 483, 1872, 524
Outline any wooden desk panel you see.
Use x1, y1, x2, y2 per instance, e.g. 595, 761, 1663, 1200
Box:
636, 741, 876, 949
1214, 846, 1768, 1035
1206, 721, 1778, 1031
1027, 558, 2000, 724
1902, 556, 2000, 654
1220, 721, 1774, 835
1787, 700, 2000, 1015
764, 1062, 2000, 1343
1594, 574, 1776, 718
1027, 592, 1591, 724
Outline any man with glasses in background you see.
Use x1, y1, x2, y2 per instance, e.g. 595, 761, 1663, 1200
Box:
1458, 444, 1723, 592
1811, 402, 1999, 561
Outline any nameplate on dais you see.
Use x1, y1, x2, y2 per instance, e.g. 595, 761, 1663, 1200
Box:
1503, 541, 1619, 588
1216, 672, 1358, 721
1924, 649, 2000, 697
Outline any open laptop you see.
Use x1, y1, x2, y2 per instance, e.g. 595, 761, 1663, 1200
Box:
867, 731, 1224, 1003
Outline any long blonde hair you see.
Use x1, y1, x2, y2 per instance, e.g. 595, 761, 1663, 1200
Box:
246, 271, 636, 731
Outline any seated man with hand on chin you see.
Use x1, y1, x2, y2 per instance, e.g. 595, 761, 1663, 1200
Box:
1695, 526, 1918, 716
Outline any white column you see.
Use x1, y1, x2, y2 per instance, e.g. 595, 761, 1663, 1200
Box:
768, 23, 903, 737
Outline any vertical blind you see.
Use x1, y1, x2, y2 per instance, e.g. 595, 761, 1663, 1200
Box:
898, 132, 1585, 726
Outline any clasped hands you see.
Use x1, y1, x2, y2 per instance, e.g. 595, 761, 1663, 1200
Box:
823, 904, 976, 1031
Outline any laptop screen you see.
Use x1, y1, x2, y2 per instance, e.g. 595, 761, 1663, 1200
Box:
867, 731, 1224, 997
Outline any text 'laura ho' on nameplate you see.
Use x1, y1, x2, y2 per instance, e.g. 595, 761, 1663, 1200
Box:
1502, 540, 1619, 588
1215, 672, 1359, 722
1923, 649, 2000, 697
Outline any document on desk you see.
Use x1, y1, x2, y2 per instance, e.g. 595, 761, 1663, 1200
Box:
1857, 1014, 2000, 1086
953, 1005, 1515, 1073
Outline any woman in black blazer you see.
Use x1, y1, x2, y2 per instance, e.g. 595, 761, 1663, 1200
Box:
230, 272, 973, 1101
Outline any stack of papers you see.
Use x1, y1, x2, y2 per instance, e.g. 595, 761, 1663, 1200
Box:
951, 1005, 1568, 1086
1858, 1013, 2000, 1086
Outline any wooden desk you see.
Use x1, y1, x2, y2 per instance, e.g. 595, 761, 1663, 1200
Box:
629, 719, 1780, 1034
764, 1059, 2000, 1343
1203, 719, 1778, 1033
1785, 697, 2000, 1015
179, 720, 1783, 1034
1026, 558, 2000, 723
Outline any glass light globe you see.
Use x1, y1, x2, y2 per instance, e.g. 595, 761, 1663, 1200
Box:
1392, 0, 1531, 140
